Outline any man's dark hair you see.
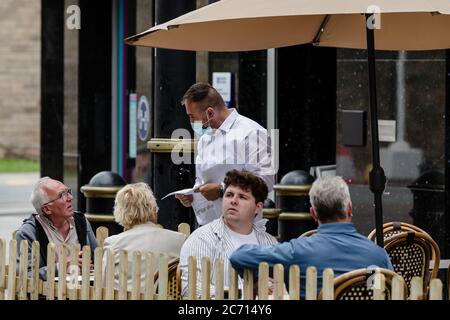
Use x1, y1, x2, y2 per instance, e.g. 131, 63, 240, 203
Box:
224, 170, 268, 204
181, 82, 225, 111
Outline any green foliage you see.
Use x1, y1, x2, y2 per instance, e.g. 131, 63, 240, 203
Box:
0, 159, 40, 173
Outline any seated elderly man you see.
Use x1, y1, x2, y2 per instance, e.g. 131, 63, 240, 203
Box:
15, 177, 97, 280
103, 182, 186, 290
180, 170, 278, 298
230, 176, 393, 298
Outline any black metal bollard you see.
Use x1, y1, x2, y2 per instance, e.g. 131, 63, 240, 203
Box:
80, 171, 126, 236
275, 170, 317, 242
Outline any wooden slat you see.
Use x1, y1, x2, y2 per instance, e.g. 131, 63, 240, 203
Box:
321, 268, 334, 300
118, 250, 128, 300
0, 238, 6, 300
228, 266, 239, 300
273, 264, 284, 300
243, 269, 253, 300
391, 275, 405, 300
289, 265, 300, 300
188, 256, 197, 300
132, 251, 142, 300
30, 241, 40, 300
7, 239, 17, 300
373, 272, 385, 300
57, 245, 68, 300
95, 226, 109, 248
214, 259, 224, 300
104, 248, 115, 300
18, 240, 28, 300
46, 243, 56, 300
144, 252, 155, 300
157, 253, 169, 300
410, 277, 423, 300
81, 246, 91, 300
93, 247, 104, 300
429, 279, 443, 300
201, 257, 210, 300
258, 262, 269, 300
68, 244, 79, 300
178, 223, 191, 238
305, 266, 317, 300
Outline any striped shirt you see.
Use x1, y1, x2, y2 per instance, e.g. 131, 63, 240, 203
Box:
180, 217, 278, 298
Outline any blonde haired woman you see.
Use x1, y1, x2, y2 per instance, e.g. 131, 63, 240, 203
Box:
103, 183, 186, 290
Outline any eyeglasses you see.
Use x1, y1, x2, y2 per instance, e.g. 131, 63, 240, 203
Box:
42, 188, 72, 206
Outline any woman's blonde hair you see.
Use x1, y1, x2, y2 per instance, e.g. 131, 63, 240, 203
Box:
113, 183, 159, 229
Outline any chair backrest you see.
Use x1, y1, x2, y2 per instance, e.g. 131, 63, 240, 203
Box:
178, 222, 191, 238
154, 258, 181, 300
384, 231, 440, 293
447, 263, 450, 299
299, 229, 317, 237
95, 226, 109, 247
318, 268, 404, 300
367, 221, 430, 243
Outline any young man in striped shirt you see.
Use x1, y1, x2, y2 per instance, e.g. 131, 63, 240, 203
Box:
179, 170, 278, 298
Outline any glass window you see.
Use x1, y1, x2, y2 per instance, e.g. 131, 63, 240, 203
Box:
336, 49, 446, 241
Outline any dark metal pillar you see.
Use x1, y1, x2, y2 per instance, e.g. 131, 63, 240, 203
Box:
238, 51, 267, 127
41, 0, 64, 181
152, 0, 196, 231
277, 45, 336, 177
445, 49, 450, 258
78, 0, 112, 212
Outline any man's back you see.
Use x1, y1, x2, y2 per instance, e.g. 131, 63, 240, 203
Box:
230, 222, 393, 298
291, 223, 391, 270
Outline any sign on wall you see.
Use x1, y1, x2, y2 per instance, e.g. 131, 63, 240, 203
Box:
129, 93, 137, 158
212, 72, 234, 107
137, 95, 150, 142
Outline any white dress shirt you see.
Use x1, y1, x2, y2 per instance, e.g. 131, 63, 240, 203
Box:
191, 109, 275, 226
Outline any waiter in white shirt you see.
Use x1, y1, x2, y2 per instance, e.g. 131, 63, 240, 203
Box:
176, 82, 274, 226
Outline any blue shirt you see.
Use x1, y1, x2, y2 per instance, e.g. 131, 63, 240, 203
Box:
229, 222, 393, 298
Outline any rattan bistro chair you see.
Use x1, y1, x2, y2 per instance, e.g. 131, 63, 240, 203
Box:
299, 229, 317, 237
154, 258, 182, 300
318, 268, 405, 300
384, 231, 440, 296
447, 263, 450, 298
367, 222, 430, 243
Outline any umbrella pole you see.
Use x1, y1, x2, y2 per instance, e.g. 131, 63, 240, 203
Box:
365, 15, 387, 247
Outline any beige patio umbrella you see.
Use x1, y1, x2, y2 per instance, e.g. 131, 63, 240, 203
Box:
126, 0, 450, 51
125, 0, 450, 245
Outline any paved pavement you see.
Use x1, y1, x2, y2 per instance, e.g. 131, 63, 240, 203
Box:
0, 172, 39, 256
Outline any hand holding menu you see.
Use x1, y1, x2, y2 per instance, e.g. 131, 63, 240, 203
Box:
161, 188, 197, 200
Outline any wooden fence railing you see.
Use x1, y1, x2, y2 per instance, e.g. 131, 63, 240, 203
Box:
0, 237, 446, 300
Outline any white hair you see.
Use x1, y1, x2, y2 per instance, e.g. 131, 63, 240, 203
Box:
308, 176, 351, 222
30, 177, 51, 215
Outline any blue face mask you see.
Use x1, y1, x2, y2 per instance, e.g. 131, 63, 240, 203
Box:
191, 122, 211, 137
191, 113, 212, 137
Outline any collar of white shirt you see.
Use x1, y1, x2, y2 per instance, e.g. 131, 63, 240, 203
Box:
217, 108, 239, 133
211, 216, 267, 240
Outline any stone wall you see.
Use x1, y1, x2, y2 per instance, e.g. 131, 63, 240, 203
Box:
0, 0, 41, 160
